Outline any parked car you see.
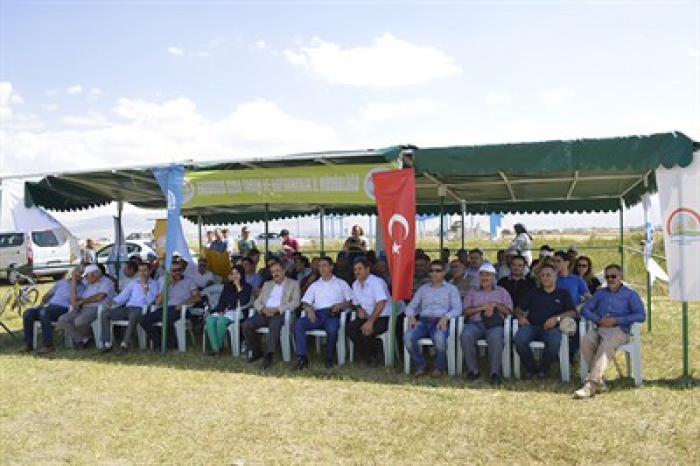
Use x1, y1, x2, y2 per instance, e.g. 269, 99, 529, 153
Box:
96, 241, 157, 264
0, 229, 75, 283
255, 232, 282, 251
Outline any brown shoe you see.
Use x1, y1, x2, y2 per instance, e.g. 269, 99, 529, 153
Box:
430, 369, 444, 378
18, 344, 33, 354
36, 345, 56, 355
414, 367, 428, 378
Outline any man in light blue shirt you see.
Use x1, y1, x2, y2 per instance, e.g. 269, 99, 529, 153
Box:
404, 260, 462, 378
99, 263, 159, 352
554, 250, 590, 306
20, 267, 85, 354
575, 264, 645, 398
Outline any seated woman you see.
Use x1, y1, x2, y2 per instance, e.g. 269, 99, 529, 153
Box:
573, 255, 602, 295
204, 264, 253, 356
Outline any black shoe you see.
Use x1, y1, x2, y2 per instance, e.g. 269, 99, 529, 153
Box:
324, 358, 334, 368
262, 353, 273, 370
295, 357, 309, 371
490, 374, 503, 387
466, 371, 480, 382
99, 346, 113, 354
247, 352, 262, 364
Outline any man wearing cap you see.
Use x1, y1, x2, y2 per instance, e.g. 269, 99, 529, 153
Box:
346, 258, 391, 367
280, 229, 299, 261
404, 260, 462, 378
237, 226, 257, 257
460, 263, 513, 385
140, 263, 201, 349
574, 264, 645, 398
513, 264, 577, 378
57, 264, 115, 349
20, 267, 85, 354
99, 263, 158, 352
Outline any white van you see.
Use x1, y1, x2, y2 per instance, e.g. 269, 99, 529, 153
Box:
0, 229, 75, 283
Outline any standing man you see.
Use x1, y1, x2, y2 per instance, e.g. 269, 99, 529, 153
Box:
221, 228, 233, 254
575, 265, 645, 398
204, 230, 214, 249
242, 261, 300, 369
513, 265, 577, 379
404, 260, 462, 378
237, 226, 257, 257
460, 263, 513, 385
294, 257, 352, 369
279, 229, 299, 261
346, 258, 391, 367
99, 263, 158, 352
208, 229, 227, 253
81, 238, 97, 265
20, 267, 84, 354
57, 264, 114, 349
140, 263, 201, 349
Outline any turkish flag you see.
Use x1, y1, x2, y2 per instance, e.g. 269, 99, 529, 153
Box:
372, 168, 416, 301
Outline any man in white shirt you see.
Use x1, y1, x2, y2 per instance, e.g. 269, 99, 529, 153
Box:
294, 256, 352, 369
346, 258, 390, 367
188, 258, 215, 290
99, 263, 158, 352
242, 261, 300, 369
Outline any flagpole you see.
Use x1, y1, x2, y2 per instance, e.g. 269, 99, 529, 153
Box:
389, 301, 397, 367
682, 301, 690, 386
161, 271, 170, 353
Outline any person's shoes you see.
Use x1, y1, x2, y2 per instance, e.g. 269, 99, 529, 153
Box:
99, 345, 113, 354
414, 367, 428, 378
324, 358, 334, 368
490, 374, 503, 387
430, 369, 444, 378
117, 343, 128, 353
18, 344, 33, 354
262, 353, 273, 370
466, 371, 480, 383
247, 352, 262, 364
295, 357, 309, 371
573, 381, 596, 399
36, 345, 55, 355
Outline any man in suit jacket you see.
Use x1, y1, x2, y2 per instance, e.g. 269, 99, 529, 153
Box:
242, 261, 300, 369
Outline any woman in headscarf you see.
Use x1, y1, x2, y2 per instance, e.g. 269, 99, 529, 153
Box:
510, 223, 533, 265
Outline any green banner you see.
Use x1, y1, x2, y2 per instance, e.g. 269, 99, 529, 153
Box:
182, 163, 396, 208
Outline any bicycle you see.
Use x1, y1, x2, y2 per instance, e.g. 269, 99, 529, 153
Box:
0, 272, 40, 319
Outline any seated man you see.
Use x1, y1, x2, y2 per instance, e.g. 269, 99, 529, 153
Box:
242, 261, 300, 369
294, 256, 352, 369
513, 264, 577, 379
20, 267, 84, 354
57, 264, 114, 349
346, 258, 391, 367
497, 255, 536, 310
99, 263, 158, 352
404, 260, 462, 378
574, 265, 645, 398
118, 261, 138, 292
449, 260, 475, 300
187, 257, 215, 290
460, 263, 513, 385
140, 263, 201, 349
242, 257, 263, 291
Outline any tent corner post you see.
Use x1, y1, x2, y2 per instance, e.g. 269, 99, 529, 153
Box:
618, 199, 624, 270
460, 200, 466, 250
264, 203, 269, 255
646, 272, 652, 332
319, 207, 325, 257
161, 272, 170, 354
682, 301, 690, 386
197, 211, 203, 257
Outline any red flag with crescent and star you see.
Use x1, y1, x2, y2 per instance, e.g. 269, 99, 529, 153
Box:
372, 168, 416, 301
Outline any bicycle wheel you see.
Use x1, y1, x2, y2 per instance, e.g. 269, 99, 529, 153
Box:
0, 290, 14, 319
17, 288, 40, 316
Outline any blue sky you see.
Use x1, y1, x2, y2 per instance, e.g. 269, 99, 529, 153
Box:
1, 1, 699, 234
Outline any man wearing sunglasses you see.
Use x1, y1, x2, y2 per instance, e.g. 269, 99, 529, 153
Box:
574, 265, 645, 398
404, 260, 462, 378
140, 263, 201, 350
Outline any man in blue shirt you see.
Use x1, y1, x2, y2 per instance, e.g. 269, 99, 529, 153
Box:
575, 264, 645, 398
514, 264, 577, 379
20, 267, 84, 354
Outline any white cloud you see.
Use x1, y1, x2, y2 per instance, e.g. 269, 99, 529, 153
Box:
358, 99, 441, 122
284, 32, 461, 88
42, 103, 60, 112
484, 92, 510, 106
88, 88, 103, 100
252, 40, 267, 51
541, 88, 575, 105
67, 85, 83, 95
1, 82, 21, 119
168, 46, 185, 56
687, 49, 699, 58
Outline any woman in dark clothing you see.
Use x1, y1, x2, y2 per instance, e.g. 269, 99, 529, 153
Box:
204, 264, 252, 355
573, 256, 602, 295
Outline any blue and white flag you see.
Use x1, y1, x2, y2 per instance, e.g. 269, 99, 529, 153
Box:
152, 165, 193, 270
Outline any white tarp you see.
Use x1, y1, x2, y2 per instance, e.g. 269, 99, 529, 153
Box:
656, 152, 700, 302
642, 194, 668, 284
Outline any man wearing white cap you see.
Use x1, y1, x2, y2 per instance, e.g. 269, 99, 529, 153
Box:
460, 263, 513, 386
57, 264, 115, 349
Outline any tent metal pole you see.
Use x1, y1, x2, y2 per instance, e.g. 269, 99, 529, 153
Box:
682, 301, 690, 385
320, 207, 325, 257
439, 195, 445, 254
197, 211, 203, 257
643, 200, 652, 332
264, 203, 269, 255
115, 200, 123, 291
461, 200, 466, 250
619, 200, 624, 270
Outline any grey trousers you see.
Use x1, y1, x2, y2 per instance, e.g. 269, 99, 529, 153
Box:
100, 306, 143, 346
460, 321, 504, 376
242, 312, 286, 356
57, 306, 99, 344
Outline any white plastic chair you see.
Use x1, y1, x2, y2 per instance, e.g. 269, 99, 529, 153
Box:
150, 305, 194, 352
456, 315, 512, 378
347, 305, 402, 367
225, 297, 255, 357
579, 319, 642, 387
403, 316, 458, 376
512, 320, 570, 382
96, 305, 148, 350
33, 321, 72, 349
246, 307, 293, 362
298, 309, 350, 365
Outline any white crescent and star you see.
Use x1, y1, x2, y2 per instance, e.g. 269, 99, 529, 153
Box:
388, 213, 410, 254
